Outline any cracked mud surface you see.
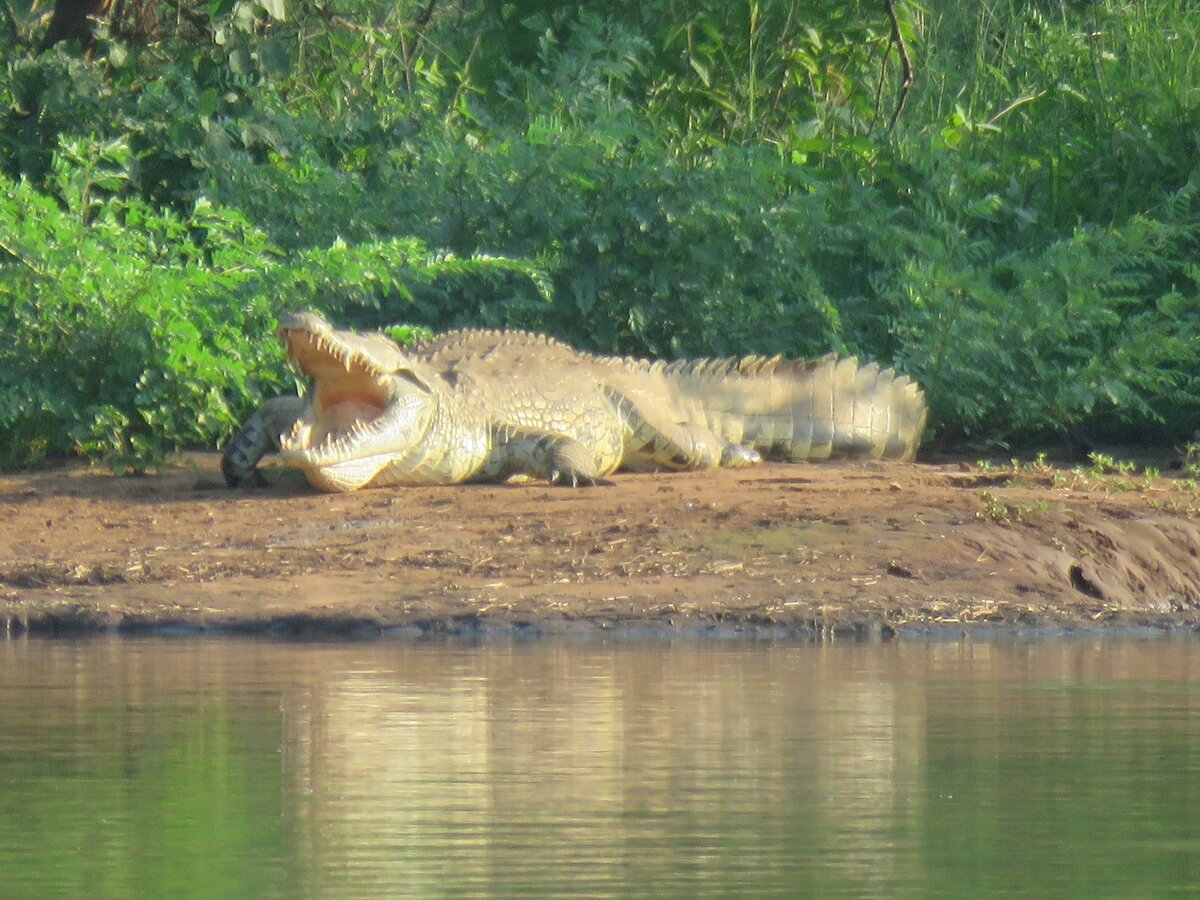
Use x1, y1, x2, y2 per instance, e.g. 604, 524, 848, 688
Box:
2, 454, 1200, 637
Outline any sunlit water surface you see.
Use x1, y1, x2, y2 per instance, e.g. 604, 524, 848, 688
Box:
1, 637, 1199, 897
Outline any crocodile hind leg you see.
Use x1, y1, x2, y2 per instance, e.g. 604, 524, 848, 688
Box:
221, 395, 305, 487
610, 392, 762, 471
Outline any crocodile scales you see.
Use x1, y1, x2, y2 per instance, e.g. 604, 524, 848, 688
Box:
222, 311, 927, 492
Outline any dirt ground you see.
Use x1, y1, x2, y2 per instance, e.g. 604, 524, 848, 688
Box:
2, 452, 1200, 638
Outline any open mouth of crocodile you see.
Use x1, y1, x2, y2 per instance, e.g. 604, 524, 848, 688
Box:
276, 321, 396, 463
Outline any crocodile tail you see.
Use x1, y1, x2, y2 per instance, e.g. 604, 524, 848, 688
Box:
663, 354, 927, 462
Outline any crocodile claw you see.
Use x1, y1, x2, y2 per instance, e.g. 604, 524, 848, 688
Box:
548, 467, 600, 488
546, 439, 603, 487
720, 444, 762, 468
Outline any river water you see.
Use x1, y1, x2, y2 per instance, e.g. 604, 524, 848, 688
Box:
1, 636, 1198, 897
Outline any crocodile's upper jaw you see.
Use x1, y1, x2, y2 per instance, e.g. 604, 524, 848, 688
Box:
274, 313, 432, 491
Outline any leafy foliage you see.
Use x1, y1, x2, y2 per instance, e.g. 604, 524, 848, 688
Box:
873, 171, 1200, 444
0, 136, 547, 468
0, 0, 1198, 469
0, 140, 279, 469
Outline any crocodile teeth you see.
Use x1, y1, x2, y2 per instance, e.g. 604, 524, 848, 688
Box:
283, 329, 387, 377
286, 418, 387, 463
279, 419, 312, 452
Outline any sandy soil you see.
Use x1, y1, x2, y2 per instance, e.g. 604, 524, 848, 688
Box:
2, 453, 1199, 637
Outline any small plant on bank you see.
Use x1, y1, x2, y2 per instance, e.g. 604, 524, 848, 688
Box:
1086, 452, 1138, 478
977, 491, 1013, 525
1180, 443, 1200, 480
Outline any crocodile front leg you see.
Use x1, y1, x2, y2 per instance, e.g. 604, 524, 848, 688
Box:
221, 395, 306, 487
478, 426, 615, 487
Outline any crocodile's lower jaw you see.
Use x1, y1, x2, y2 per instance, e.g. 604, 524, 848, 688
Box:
277, 402, 393, 465
286, 453, 394, 492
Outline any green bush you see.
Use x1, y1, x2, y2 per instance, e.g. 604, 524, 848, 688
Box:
870, 167, 1200, 444
0, 136, 548, 469
0, 138, 280, 469
1, 0, 1198, 469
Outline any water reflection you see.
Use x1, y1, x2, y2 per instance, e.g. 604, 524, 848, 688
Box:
1, 638, 1198, 896
282, 646, 933, 895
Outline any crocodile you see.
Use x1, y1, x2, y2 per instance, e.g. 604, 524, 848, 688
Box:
221, 310, 927, 493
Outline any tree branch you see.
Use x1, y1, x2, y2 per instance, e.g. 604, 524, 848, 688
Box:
402, 0, 437, 77
411, 0, 435, 29
883, 0, 915, 131
1, 0, 21, 46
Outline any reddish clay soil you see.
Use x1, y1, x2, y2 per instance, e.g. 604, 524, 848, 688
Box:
2, 453, 1200, 637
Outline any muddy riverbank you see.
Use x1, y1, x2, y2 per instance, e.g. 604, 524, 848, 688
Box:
2, 453, 1199, 638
